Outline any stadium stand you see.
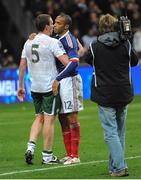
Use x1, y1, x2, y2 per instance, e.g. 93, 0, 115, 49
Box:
0, 0, 141, 67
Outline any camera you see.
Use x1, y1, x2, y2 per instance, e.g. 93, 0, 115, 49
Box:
118, 16, 132, 40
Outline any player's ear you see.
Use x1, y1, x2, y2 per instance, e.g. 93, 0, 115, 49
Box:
45, 24, 49, 31
65, 24, 69, 30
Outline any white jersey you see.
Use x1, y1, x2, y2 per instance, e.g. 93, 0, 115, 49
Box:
21, 33, 66, 92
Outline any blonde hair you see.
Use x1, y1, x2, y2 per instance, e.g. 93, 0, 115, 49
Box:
99, 14, 118, 34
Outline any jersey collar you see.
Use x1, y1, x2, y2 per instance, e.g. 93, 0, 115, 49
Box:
59, 30, 70, 40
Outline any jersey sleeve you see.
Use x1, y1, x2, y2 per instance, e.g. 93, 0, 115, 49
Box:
52, 39, 66, 57
56, 61, 78, 81
67, 46, 79, 61
63, 34, 79, 61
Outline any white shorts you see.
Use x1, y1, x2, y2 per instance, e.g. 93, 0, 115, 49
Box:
59, 74, 83, 114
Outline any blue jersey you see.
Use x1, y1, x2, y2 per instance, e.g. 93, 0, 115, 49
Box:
55, 31, 79, 76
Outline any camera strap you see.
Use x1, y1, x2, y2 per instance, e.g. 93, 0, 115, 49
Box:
90, 41, 98, 87
124, 40, 132, 63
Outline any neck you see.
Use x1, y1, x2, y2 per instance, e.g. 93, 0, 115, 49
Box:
59, 30, 69, 37
39, 30, 50, 36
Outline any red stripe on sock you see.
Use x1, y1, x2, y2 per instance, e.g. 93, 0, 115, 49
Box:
70, 122, 80, 158
63, 131, 71, 156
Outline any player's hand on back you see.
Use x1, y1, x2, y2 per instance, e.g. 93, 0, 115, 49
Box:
28, 33, 37, 40
17, 88, 25, 102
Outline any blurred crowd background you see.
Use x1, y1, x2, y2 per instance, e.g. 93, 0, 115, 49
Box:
0, 0, 141, 68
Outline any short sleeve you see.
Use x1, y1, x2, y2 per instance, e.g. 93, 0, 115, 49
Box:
52, 40, 66, 57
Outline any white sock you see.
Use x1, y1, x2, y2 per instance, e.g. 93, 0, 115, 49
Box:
27, 142, 36, 154
42, 151, 53, 162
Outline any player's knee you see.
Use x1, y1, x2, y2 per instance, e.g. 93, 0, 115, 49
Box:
68, 112, 78, 123
36, 114, 44, 123
58, 114, 70, 131
59, 114, 68, 122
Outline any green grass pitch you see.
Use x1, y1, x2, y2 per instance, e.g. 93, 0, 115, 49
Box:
0, 96, 141, 179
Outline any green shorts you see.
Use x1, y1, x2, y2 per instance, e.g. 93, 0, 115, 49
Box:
31, 91, 61, 115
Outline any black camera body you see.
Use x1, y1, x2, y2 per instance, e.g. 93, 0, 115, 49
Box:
118, 16, 132, 40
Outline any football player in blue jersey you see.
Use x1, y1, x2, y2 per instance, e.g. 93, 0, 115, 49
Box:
53, 13, 84, 165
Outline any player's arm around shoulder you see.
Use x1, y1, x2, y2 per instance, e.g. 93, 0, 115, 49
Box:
52, 38, 70, 66
57, 54, 69, 66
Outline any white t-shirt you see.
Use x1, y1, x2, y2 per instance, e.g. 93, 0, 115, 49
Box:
21, 33, 66, 92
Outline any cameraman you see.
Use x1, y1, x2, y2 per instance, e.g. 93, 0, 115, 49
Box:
84, 14, 138, 177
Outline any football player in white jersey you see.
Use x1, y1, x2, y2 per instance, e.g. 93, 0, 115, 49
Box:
17, 14, 74, 165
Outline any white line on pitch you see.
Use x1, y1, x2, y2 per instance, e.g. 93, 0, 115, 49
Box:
0, 155, 141, 177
